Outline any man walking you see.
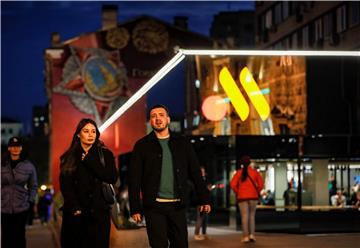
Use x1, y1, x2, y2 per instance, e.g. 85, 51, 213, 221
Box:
129, 104, 211, 248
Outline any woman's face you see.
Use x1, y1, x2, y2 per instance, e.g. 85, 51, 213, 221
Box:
8, 146, 22, 157
78, 123, 97, 146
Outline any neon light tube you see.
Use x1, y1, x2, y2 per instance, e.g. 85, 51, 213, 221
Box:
99, 52, 185, 132
179, 49, 360, 57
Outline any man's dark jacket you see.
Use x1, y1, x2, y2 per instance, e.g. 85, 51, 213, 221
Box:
128, 131, 210, 215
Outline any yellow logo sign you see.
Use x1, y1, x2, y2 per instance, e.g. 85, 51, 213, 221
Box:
219, 66, 270, 121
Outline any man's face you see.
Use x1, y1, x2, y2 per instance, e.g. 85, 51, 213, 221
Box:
150, 107, 170, 132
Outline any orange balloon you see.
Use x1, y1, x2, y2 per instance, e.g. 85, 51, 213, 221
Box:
202, 95, 228, 121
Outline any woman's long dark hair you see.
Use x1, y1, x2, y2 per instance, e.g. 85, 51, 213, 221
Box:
240, 155, 251, 182
60, 118, 100, 174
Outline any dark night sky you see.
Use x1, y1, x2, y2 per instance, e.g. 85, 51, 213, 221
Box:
1, 1, 254, 130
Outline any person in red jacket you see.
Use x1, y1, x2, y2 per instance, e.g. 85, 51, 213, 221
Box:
230, 155, 264, 243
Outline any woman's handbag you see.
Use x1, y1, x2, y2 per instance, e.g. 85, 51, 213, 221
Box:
98, 146, 123, 230
102, 183, 116, 204
110, 198, 124, 229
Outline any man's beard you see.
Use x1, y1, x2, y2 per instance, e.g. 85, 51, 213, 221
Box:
152, 123, 169, 132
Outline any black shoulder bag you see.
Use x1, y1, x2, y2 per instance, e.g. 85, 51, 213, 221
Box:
98, 147, 123, 229
98, 147, 116, 204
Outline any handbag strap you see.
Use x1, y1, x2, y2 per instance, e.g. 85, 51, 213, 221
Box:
98, 145, 119, 203
98, 146, 105, 167
247, 175, 260, 197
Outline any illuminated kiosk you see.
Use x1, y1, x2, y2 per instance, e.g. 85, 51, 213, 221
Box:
101, 49, 360, 233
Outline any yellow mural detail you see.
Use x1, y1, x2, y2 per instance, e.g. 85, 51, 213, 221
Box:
98, 65, 118, 93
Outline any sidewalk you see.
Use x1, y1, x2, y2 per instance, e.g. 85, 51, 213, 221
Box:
26, 221, 57, 248
110, 225, 359, 248
27, 222, 359, 248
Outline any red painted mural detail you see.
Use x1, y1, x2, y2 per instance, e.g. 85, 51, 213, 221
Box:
53, 47, 130, 123
46, 34, 147, 191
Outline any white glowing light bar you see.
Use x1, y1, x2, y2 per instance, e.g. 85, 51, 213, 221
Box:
100, 48, 359, 132
99, 52, 185, 132
180, 49, 360, 57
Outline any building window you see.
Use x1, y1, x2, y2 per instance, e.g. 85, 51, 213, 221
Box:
258, 14, 265, 34
281, 37, 290, 49
292, 32, 298, 48
274, 3, 282, 25
324, 12, 333, 38
273, 42, 282, 50
1, 129, 5, 134
336, 5, 347, 33
302, 26, 309, 48
349, 2, 360, 27
265, 9, 273, 29
282, 1, 289, 20
9, 128, 13, 134
314, 18, 323, 41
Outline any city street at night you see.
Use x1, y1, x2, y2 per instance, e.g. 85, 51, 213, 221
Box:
28, 222, 360, 248
2, 1, 360, 248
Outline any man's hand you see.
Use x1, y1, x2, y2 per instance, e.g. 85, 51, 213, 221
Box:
131, 213, 142, 223
199, 204, 211, 214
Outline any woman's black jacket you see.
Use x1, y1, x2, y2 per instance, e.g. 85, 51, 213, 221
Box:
128, 131, 210, 215
59, 145, 117, 215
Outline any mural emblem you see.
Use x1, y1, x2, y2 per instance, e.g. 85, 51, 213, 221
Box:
106, 27, 130, 49
132, 19, 169, 54
53, 47, 130, 124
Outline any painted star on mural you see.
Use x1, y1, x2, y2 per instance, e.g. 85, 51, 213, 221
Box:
53, 46, 130, 124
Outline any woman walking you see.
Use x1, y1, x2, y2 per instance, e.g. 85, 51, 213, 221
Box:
1, 137, 38, 248
59, 118, 117, 248
230, 156, 264, 243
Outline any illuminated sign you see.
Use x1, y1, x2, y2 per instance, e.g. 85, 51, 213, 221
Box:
219, 66, 270, 121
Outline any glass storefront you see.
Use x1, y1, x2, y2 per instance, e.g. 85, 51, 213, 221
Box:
189, 135, 360, 232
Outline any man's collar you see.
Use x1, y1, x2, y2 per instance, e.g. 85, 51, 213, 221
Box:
148, 130, 177, 140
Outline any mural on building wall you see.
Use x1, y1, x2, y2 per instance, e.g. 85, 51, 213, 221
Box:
53, 47, 129, 124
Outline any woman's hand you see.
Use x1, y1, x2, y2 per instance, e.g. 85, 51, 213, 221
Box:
131, 213, 142, 223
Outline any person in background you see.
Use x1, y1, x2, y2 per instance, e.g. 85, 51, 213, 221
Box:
194, 166, 213, 241
261, 190, 275, 206
328, 176, 337, 205
129, 104, 211, 248
1, 137, 38, 248
59, 118, 117, 248
331, 189, 346, 207
38, 189, 53, 224
230, 155, 264, 243
283, 179, 297, 208
351, 190, 360, 210
349, 183, 360, 205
